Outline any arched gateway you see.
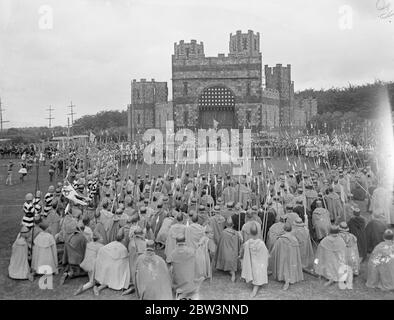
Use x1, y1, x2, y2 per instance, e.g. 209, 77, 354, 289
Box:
198, 86, 236, 130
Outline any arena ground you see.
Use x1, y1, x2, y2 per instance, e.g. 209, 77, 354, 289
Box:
0, 158, 393, 300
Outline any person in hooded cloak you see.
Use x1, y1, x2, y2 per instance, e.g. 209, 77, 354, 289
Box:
366, 229, 394, 291
215, 216, 242, 282
314, 225, 347, 287
347, 207, 367, 261
241, 223, 269, 297
134, 240, 173, 299
269, 223, 304, 290
291, 217, 314, 271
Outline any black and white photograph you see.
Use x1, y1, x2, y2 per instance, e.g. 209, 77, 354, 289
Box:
0, 0, 394, 302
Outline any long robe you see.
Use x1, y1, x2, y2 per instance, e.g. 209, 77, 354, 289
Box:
94, 222, 108, 245
241, 238, 269, 286
32, 232, 58, 274
80, 241, 104, 273
208, 214, 225, 246
135, 252, 173, 300
365, 218, 387, 253
291, 225, 314, 270
312, 208, 331, 240
168, 244, 199, 295
165, 223, 187, 262
44, 211, 60, 237
366, 240, 394, 291
324, 193, 343, 222
195, 236, 212, 280
185, 223, 205, 250
348, 216, 367, 260
8, 235, 30, 280
62, 232, 87, 266
269, 233, 304, 284
267, 222, 285, 251
215, 228, 241, 272
241, 220, 262, 243
314, 235, 346, 281
94, 241, 130, 290
339, 231, 360, 275
107, 219, 121, 244
128, 236, 147, 286
156, 216, 174, 245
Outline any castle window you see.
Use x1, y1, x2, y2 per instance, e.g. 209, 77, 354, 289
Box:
185, 48, 190, 58
254, 39, 258, 50
242, 38, 247, 50
183, 82, 188, 96
233, 41, 236, 52
137, 113, 141, 125
246, 82, 251, 96
135, 89, 140, 99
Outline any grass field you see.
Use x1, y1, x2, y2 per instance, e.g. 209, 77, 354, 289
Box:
0, 157, 393, 300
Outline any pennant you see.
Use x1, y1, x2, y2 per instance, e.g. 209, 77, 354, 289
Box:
62, 181, 91, 206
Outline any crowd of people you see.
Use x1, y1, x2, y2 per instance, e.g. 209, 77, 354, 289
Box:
6, 139, 394, 299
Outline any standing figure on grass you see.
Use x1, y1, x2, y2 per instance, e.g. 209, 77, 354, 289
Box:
18, 161, 27, 183
241, 224, 269, 297
5, 160, 13, 185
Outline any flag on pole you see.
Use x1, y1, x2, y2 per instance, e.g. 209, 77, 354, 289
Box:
62, 181, 91, 206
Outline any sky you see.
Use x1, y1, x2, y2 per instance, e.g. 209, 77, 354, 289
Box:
0, 0, 393, 127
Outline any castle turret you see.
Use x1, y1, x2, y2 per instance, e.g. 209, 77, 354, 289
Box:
229, 30, 260, 57
173, 40, 205, 60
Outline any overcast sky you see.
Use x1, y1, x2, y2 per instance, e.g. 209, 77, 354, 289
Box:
0, 0, 393, 127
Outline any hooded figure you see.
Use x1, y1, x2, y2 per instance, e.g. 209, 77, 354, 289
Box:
215, 217, 242, 282
347, 207, 367, 261
366, 229, 394, 291
31, 223, 58, 275
208, 206, 226, 247
324, 188, 343, 223
269, 222, 304, 290
8, 226, 31, 280
312, 201, 331, 241
291, 217, 314, 271
94, 231, 130, 294
338, 222, 360, 276
165, 213, 187, 262
167, 235, 204, 299
135, 240, 173, 300
185, 214, 206, 250
314, 226, 347, 286
241, 224, 269, 297
365, 215, 387, 253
